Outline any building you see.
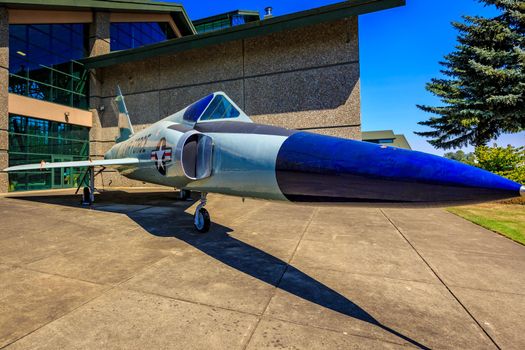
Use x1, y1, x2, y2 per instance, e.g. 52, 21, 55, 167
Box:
0, 0, 405, 193
362, 130, 412, 149
193, 10, 260, 34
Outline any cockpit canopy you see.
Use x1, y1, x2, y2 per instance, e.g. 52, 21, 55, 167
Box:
182, 92, 251, 124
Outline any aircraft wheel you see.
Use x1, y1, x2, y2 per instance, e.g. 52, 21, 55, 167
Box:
179, 189, 191, 200
81, 186, 92, 205
194, 207, 211, 233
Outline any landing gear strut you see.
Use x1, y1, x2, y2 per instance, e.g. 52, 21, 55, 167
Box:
194, 192, 211, 233
79, 166, 96, 205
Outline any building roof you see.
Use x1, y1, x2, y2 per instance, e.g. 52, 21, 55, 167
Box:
0, 0, 196, 35
81, 0, 405, 69
192, 9, 260, 27
362, 130, 412, 150
362, 130, 397, 140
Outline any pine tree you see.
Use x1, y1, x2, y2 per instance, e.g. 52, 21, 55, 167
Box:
416, 0, 525, 149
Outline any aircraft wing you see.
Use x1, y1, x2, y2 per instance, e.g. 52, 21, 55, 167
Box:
3, 158, 143, 172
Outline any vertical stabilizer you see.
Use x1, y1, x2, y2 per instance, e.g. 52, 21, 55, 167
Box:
115, 85, 134, 143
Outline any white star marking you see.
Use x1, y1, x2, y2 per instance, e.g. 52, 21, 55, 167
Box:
154, 149, 166, 170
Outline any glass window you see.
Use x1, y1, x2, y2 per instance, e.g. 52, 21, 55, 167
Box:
231, 15, 246, 26
110, 22, 175, 51
194, 15, 255, 34
183, 94, 214, 122
200, 95, 241, 121
8, 24, 89, 109
194, 18, 231, 34
8, 114, 90, 192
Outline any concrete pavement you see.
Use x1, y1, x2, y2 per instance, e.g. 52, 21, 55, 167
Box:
0, 189, 523, 349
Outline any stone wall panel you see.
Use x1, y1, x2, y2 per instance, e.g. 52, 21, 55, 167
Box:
100, 57, 160, 97
89, 141, 114, 158
246, 63, 360, 130
97, 90, 160, 130
244, 18, 358, 77
0, 68, 7, 131
0, 7, 8, 70
300, 126, 361, 139
0, 151, 7, 192
158, 41, 243, 90
98, 171, 167, 189
89, 12, 110, 57
0, 129, 7, 151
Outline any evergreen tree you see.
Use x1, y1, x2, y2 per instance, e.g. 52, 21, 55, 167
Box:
444, 150, 476, 164
416, 0, 525, 149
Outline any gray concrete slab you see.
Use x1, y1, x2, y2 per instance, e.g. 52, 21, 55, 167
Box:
419, 249, 525, 295
292, 240, 438, 283
6, 289, 259, 350
304, 207, 410, 249
382, 208, 525, 294
26, 240, 168, 285
264, 267, 494, 349
0, 189, 523, 349
124, 251, 286, 315
450, 286, 525, 350
246, 318, 406, 349
383, 208, 525, 258
0, 266, 107, 348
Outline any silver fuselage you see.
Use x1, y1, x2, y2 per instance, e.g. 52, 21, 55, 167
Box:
105, 115, 287, 201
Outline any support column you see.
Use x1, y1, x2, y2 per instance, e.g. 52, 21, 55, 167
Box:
89, 12, 110, 57
88, 12, 110, 188
0, 7, 9, 193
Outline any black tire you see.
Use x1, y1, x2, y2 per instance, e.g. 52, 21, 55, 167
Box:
179, 189, 191, 200
81, 186, 92, 205
194, 207, 211, 233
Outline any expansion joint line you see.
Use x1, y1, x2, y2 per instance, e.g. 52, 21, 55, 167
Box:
379, 209, 501, 350
0, 253, 166, 349
241, 207, 318, 350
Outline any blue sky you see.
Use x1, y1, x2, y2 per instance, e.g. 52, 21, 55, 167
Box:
176, 0, 524, 155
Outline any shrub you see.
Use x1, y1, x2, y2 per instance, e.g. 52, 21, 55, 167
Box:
474, 144, 525, 184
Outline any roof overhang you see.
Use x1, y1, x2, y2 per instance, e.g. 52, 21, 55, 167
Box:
0, 0, 196, 35
192, 9, 261, 27
82, 0, 405, 69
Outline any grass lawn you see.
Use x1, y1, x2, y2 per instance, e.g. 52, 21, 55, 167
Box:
448, 201, 525, 245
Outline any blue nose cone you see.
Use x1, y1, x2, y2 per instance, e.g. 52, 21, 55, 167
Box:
275, 132, 523, 205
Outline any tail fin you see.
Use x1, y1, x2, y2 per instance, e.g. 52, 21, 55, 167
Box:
115, 85, 134, 143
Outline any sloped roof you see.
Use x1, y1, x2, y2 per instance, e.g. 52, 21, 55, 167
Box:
362, 130, 396, 140
362, 130, 412, 150
0, 0, 196, 35
82, 0, 405, 68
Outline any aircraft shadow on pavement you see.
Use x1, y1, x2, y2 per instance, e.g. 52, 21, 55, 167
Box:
9, 191, 429, 349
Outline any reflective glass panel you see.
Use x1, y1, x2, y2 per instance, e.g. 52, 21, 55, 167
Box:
194, 15, 255, 34
110, 22, 175, 51
8, 24, 89, 109
8, 114, 90, 192
183, 94, 214, 122
200, 95, 240, 121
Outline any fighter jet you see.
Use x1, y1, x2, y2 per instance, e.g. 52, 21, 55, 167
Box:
5, 88, 524, 232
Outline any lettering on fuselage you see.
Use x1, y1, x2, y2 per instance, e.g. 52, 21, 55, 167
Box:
126, 134, 151, 155
150, 137, 172, 176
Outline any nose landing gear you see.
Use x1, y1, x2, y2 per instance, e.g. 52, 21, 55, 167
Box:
78, 166, 97, 206
194, 192, 211, 233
